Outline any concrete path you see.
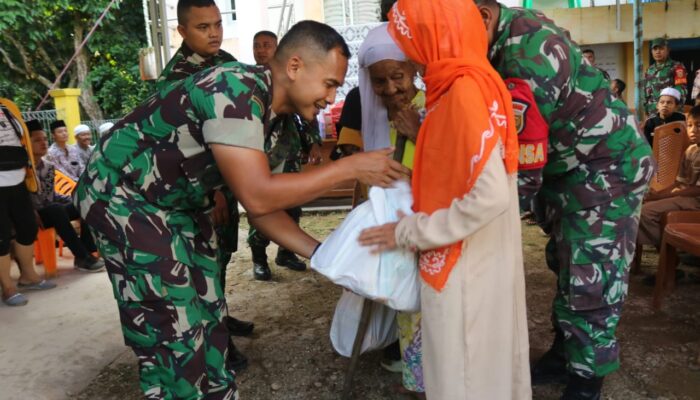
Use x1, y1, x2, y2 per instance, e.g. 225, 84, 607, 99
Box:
0, 252, 126, 400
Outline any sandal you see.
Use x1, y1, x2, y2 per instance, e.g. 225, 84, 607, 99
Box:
17, 280, 57, 291
3, 293, 28, 306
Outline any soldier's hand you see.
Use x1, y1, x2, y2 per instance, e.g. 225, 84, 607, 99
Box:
308, 143, 323, 165
346, 148, 411, 188
211, 190, 229, 226
392, 105, 421, 142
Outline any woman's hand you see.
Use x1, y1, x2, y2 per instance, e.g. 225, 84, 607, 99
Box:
358, 222, 399, 254
210, 190, 229, 226
392, 105, 421, 142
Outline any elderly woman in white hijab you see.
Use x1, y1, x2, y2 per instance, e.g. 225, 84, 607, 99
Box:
358, 23, 426, 398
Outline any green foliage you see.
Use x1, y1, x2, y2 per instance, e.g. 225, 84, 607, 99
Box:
0, 0, 155, 118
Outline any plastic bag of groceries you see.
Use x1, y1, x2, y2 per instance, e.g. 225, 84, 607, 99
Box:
311, 180, 420, 312
330, 290, 398, 357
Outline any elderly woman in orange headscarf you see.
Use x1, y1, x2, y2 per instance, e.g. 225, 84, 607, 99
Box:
358, 0, 531, 398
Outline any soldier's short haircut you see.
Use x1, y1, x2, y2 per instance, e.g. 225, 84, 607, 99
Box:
254, 31, 278, 42
177, 0, 217, 25
380, 0, 397, 22
275, 21, 351, 63
689, 105, 700, 121
474, 0, 499, 7
582, 49, 595, 56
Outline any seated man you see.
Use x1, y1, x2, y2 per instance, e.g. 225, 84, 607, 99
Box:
643, 87, 687, 146
71, 124, 94, 168
638, 106, 700, 251
27, 120, 104, 272
45, 120, 83, 181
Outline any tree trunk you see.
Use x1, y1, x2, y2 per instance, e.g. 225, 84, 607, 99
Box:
73, 20, 104, 121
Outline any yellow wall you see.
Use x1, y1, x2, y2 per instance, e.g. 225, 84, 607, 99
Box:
541, 0, 700, 45
540, 1, 698, 113
50, 89, 81, 145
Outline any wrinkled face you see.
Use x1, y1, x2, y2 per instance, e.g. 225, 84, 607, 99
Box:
368, 60, 417, 114
30, 130, 49, 157
178, 5, 223, 57
287, 47, 348, 122
583, 52, 595, 65
52, 127, 68, 144
652, 45, 669, 63
688, 116, 699, 144
253, 35, 277, 66
76, 133, 92, 148
657, 95, 678, 118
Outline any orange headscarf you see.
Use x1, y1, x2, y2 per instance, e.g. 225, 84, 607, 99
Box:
388, 0, 519, 291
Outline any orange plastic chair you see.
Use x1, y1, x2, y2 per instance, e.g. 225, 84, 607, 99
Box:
632, 121, 690, 274
54, 170, 77, 196
53, 170, 78, 257
34, 228, 58, 278
650, 121, 689, 193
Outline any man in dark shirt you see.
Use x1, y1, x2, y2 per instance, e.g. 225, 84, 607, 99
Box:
643, 87, 686, 146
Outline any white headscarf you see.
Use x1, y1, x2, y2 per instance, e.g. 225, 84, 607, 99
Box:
357, 23, 408, 151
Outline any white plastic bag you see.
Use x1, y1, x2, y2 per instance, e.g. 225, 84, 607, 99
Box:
311, 180, 420, 312
330, 290, 398, 357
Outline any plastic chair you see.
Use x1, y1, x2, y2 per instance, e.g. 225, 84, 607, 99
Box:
650, 121, 689, 193
34, 228, 58, 278
652, 211, 700, 309
632, 121, 689, 274
54, 170, 77, 196
53, 170, 78, 257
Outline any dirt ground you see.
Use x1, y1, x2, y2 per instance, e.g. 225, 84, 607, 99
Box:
77, 212, 700, 400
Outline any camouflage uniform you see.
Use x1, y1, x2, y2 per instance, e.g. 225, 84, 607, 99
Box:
643, 58, 688, 116
156, 43, 237, 91
157, 43, 240, 279
490, 6, 655, 378
76, 62, 272, 399
247, 113, 322, 250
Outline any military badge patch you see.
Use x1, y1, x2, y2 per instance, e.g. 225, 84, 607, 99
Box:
513, 100, 529, 135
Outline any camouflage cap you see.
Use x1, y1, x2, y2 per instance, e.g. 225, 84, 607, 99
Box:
650, 38, 668, 48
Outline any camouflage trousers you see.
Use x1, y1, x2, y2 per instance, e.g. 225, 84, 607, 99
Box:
93, 231, 238, 400
247, 206, 301, 249
545, 187, 645, 378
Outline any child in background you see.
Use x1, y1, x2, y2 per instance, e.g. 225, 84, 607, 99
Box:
643, 87, 687, 146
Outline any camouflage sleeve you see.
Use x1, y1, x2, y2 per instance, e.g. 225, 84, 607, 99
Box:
195, 70, 268, 152
500, 20, 578, 123
518, 169, 543, 212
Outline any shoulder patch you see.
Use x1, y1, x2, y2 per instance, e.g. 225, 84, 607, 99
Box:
674, 64, 687, 85
513, 100, 529, 135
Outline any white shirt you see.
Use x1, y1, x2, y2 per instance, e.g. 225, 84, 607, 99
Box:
0, 107, 26, 187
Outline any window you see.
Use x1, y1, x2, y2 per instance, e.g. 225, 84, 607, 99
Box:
324, 0, 380, 27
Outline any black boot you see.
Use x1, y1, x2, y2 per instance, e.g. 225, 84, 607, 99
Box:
225, 315, 254, 337
275, 248, 307, 271
560, 374, 604, 400
251, 245, 271, 281
228, 339, 249, 373
531, 329, 568, 385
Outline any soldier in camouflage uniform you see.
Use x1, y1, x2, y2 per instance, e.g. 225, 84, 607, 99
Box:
155, 0, 236, 92
157, 0, 254, 345
475, 1, 655, 398
643, 37, 688, 117
75, 21, 407, 399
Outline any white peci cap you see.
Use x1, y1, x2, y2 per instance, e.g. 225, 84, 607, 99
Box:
98, 122, 114, 135
74, 124, 91, 136
659, 87, 681, 102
